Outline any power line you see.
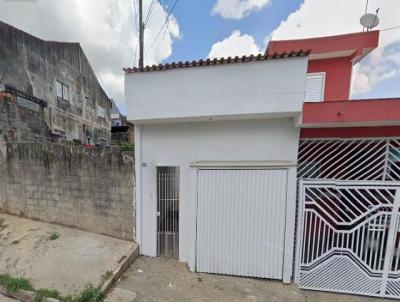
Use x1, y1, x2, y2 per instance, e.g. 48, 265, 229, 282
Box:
149, 0, 179, 50
131, 0, 139, 33
144, 0, 156, 27
381, 25, 400, 32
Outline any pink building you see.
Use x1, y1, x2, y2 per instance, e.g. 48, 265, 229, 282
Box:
269, 31, 400, 298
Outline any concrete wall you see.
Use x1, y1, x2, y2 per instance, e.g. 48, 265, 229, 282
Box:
135, 118, 299, 272
0, 21, 111, 144
0, 142, 135, 240
0, 91, 48, 142
126, 57, 308, 123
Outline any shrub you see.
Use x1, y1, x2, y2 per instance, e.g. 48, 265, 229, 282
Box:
0, 274, 33, 293
34, 288, 61, 302
49, 232, 59, 241
73, 284, 103, 302
120, 142, 134, 152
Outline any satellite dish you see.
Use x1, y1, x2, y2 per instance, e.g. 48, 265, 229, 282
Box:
360, 13, 380, 30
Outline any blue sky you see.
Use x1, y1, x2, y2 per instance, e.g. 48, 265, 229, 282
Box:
167, 0, 303, 62
0, 0, 399, 114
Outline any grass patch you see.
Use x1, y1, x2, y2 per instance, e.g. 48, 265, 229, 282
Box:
34, 288, 61, 302
64, 284, 103, 302
49, 232, 59, 241
0, 274, 33, 293
0, 275, 104, 302
11, 240, 20, 245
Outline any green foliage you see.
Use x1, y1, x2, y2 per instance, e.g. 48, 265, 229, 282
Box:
0, 274, 33, 293
0, 275, 104, 302
72, 284, 103, 302
49, 232, 59, 241
34, 288, 61, 302
120, 142, 134, 152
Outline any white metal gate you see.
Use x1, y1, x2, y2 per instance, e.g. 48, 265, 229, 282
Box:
157, 167, 179, 258
297, 181, 400, 298
196, 169, 288, 279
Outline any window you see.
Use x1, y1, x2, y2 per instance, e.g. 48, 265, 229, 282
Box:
112, 120, 121, 127
97, 104, 106, 119
56, 80, 69, 101
305, 73, 325, 102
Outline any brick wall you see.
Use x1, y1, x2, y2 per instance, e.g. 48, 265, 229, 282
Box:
0, 141, 135, 240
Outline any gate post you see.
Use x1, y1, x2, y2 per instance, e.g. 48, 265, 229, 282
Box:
380, 188, 400, 295
294, 179, 304, 284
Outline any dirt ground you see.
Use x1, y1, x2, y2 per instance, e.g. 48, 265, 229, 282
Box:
0, 213, 136, 296
113, 256, 393, 302
0, 294, 18, 301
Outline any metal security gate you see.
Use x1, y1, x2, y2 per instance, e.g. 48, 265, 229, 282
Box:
297, 181, 400, 298
157, 167, 179, 258
196, 169, 288, 279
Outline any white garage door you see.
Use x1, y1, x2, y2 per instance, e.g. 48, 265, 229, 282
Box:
196, 169, 288, 279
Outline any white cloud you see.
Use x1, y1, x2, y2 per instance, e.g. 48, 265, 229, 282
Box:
271, 0, 400, 97
208, 30, 260, 59
0, 0, 180, 113
212, 0, 271, 20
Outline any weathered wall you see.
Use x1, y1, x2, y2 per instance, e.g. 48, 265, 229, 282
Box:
0, 138, 7, 211
0, 20, 111, 144
1, 143, 135, 240
0, 91, 48, 142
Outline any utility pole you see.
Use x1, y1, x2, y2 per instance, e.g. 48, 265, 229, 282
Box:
138, 0, 144, 69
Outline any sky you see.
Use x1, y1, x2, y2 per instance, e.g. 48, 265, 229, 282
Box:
0, 0, 399, 114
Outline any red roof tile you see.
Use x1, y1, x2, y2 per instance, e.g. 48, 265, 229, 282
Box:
124, 50, 309, 74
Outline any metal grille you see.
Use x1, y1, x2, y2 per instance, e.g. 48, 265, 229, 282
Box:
298, 182, 400, 298
157, 167, 179, 258
298, 138, 400, 181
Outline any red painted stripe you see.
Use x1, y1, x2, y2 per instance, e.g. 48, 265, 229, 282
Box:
300, 126, 400, 138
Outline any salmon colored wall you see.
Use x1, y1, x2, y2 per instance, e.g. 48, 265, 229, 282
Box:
302, 98, 400, 124
308, 57, 353, 102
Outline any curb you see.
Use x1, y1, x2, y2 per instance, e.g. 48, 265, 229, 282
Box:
0, 285, 59, 302
100, 243, 140, 295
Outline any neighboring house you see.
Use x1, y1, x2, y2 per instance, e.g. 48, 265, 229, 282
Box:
269, 31, 400, 299
0, 21, 111, 145
125, 29, 400, 300
111, 99, 134, 145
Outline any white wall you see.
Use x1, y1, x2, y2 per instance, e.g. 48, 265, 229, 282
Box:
125, 57, 308, 123
136, 118, 300, 276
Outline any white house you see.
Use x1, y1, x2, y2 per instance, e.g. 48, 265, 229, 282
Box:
125, 52, 308, 283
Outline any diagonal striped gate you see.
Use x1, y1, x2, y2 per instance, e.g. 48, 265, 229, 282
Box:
297, 181, 400, 299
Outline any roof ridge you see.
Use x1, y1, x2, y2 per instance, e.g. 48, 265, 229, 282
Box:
124, 50, 309, 74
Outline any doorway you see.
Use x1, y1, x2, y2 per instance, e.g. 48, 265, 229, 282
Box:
157, 167, 180, 258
